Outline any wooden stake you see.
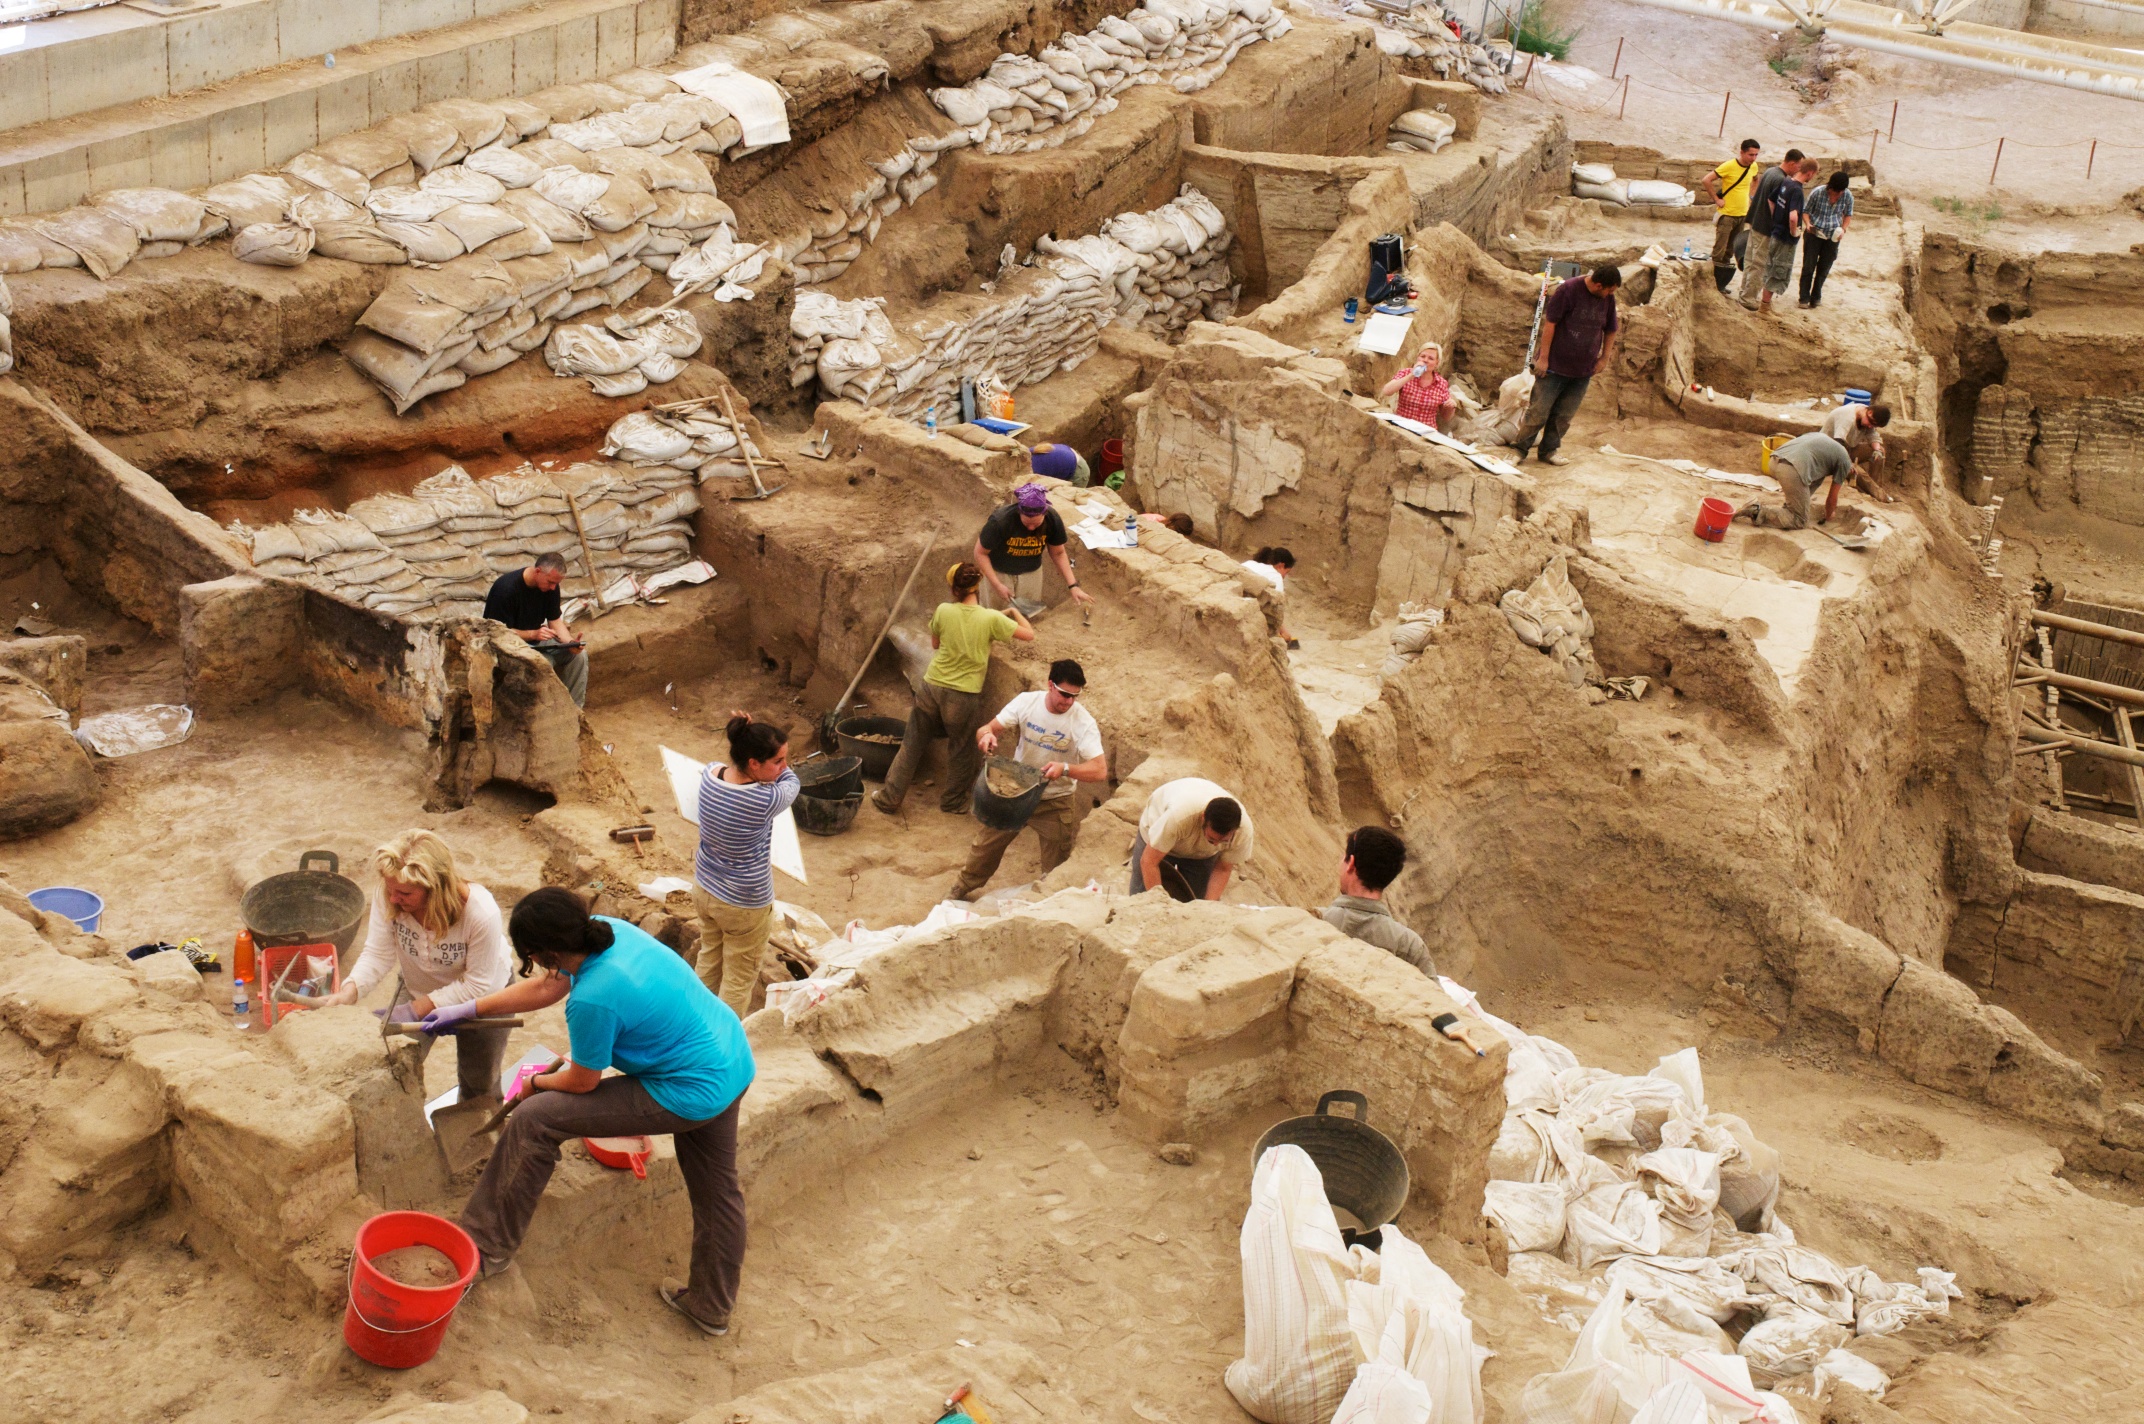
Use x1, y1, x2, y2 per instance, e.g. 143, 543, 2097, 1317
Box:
1989, 136, 2004, 186
1869, 130, 1878, 165
2114, 709, 2144, 826
1619, 75, 1630, 119
1523, 51, 1537, 87
1718, 91, 1731, 139
1889, 99, 1898, 139
565, 491, 609, 618
2088, 138, 2098, 179
1611, 36, 1624, 77
718, 385, 779, 500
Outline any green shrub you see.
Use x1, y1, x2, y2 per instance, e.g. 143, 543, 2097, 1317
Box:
1512, 0, 1577, 60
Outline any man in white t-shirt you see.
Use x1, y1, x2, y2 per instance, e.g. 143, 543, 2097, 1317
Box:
1132, 775, 1254, 902
949, 658, 1107, 902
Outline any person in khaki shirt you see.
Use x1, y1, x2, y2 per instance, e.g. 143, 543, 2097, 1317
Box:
1320, 826, 1433, 977
1130, 776, 1253, 902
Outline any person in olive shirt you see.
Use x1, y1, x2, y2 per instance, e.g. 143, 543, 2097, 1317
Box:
973, 482, 1097, 611
482, 552, 586, 708
874, 562, 1034, 815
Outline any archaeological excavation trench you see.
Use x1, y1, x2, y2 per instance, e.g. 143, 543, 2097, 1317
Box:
2, 0, 2143, 1419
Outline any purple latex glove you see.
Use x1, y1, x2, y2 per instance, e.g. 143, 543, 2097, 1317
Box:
419, 1000, 480, 1035
372, 1003, 420, 1025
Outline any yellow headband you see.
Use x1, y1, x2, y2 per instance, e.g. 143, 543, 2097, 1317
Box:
947, 563, 966, 588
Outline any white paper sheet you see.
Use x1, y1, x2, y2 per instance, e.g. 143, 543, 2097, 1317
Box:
660, 744, 807, 885
1357, 310, 1413, 355
1073, 516, 1137, 549
670, 62, 792, 149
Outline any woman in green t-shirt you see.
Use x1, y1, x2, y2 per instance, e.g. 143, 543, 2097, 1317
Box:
873, 562, 1034, 815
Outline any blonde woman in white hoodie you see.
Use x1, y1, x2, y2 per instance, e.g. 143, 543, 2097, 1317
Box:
312, 830, 514, 1102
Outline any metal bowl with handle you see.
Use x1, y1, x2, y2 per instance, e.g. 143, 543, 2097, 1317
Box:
239, 850, 369, 955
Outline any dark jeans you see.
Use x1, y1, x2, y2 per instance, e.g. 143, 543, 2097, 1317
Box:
1799, 233, 1840, 306
460, 1076, 746, 1325
1513, 372, 1591, 460
1127, 834, 1216, 903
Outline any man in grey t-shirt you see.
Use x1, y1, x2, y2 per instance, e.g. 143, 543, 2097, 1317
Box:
1738, 432, 1853, 530
1320, 826, 1434, 977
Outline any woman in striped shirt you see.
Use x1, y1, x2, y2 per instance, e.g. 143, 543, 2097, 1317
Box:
693, 712, 800, 1016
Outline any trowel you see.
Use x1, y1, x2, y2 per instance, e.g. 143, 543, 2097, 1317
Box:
1814, 526, 1872, 552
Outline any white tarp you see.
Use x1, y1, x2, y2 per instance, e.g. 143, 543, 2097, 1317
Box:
670, 62, 792, 150
659, 743, 806, 884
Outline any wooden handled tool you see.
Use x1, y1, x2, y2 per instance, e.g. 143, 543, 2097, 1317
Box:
474, 1055, 562, 1134
380, 1017, 526, 1036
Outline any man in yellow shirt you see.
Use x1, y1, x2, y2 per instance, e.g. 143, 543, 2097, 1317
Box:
874, 562, 1034, 815
1700, 138, 1761, 296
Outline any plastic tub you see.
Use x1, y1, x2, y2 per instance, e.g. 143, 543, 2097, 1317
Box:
584, 1135, 653, 1180
835, 716, 907, 780
343, 1211, 480, 1368
28, 886, 103, 933
1098, 438, 1126, 478
794, 791, 863, 837
1842, 387, 1872, 406
1252, 1091, 1409, 1244
971, 757, 1047, 832
1758, 434, 1790, 475
1693, 497, 1734, 543
795, 755, 864, 800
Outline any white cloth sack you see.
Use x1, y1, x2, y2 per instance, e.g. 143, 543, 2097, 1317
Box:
1225, 1145, 1363, 1424
670, 61, 791, 149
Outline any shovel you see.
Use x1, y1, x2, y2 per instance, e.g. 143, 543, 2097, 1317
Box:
1814, 527, 1872, 552
717, 387, 783, 501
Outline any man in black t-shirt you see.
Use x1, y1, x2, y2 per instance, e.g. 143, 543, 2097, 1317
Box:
973, 482, 1095, 611
482, 553, 587, 708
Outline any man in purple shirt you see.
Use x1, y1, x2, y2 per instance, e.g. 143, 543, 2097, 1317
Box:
1510, 265, 1622, 467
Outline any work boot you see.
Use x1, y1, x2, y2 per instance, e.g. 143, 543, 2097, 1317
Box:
659, 1279, 730, 1336
870, 788, 901, 815
1735, 501, 1761, 523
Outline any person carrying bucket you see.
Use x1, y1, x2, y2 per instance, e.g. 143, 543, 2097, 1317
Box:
948, 658, 1106, 903
693, 713, 801, 1018
424, 886, 754, 1336
302, 830, 514, 1104
874, 562, 1035, 818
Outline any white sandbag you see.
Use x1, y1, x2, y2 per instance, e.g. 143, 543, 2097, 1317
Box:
669, 61, 791, 149
317, 129, 412, 180
285, 151, 371, 205
497, 189, 593, 242
546, 323, 645, 377
435, 202, 526, 250
1573, 178, 1631, 206
1627, 180, 1694, 207
1391, 109, 1457, 143
1738, 1307, 1849, 1377
1328, 1365, 1429, 1424
1345, 1226, 1483, 1424
1811, 1348, 1889, 1399
424, 97, 510, 153
377, 220, 466, 264
463, 143, 547, 189
1563, 1182, 1663, 1269
1224, 1145, 1362, 1424
636, 309, 703, 359
368, 185, 462, 223
1483, 1180, 1567, 1254
1625, 1379, 1710, 1424
234, 219, 315, 267
585, 175, 658, 232
638, 350, 685, 384
604, 411, 694, 464
311, 219, 408, 264
91, 188, 209, 243
1514, 1286, 1666, 1424
1572, 161, 1617, 185
35, 207, 140, 279
421, 166, 509, 205
380, 111, 465, 172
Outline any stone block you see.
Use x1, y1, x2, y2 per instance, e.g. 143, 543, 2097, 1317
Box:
279, 0, 382, 59
0, 952, 135, 1050
0, 167, 24, 218
1287, 932, 1506, 1237
1878, 959, 2003, 1096
0, 49, 49, 132
152, 117, 213, 192
513, 26, 557, 94
170, 1058, 357, 1253
21, 148, 91, 215
1790, 916, 1903, 1053
127, 1028, 256, 1095
181, 575, 304, 715
261, 86, 320, 166
44, 21, 168, 120
1123, 924, 1300, 1048
1115, 922, 1307, 1140
378, 0, 472, 34
132, 948, 206, 1002
468, 35, 514, 98
1994, 870, 2144, 995
263, 1007, 447, 1207
168, 1, 279, 93
1982, 1006, 2105, 1132
370, 59, 421, 117
316, 73, 374, 144
208, 103, 268, 183
0, 637, 87, 717
0, 1059, 170, 1266
554, 14, 599, 82
2016, 807, 2144, 898
418, 48, 469, 104
635, 0, 679, 66
596, 5, 637, 74
736, 1010, 872, 1198
86, 130, 157, 194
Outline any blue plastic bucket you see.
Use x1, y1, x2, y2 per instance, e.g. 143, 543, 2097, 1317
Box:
29, 886, 103, 932
1842, 388, 1872, 406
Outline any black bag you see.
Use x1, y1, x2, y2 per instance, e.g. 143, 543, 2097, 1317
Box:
1366, 232, 1408, 305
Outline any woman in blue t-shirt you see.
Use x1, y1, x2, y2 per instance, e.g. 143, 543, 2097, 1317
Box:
426, 886, 756, 1336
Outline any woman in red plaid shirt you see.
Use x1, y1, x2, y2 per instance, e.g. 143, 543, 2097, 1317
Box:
1379, 341, 1458, 433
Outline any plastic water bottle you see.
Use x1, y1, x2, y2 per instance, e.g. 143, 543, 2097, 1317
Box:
1124, 513, 1139, 546
232, 977, 250, 1030
1682, 239, 1692, 260
925, 405, 937, 438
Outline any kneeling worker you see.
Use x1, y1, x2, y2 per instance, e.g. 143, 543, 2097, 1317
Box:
433, 887, 753, 1336
1737, 432, 1853, 531
1321, 826, 1434, 977
483, 552, 586, 708
950, 658, 1106, 902
1131, 776, 1253, 902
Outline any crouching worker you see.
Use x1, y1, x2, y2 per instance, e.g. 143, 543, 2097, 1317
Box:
433, 887, 753, 1335
949, 658, 1107, 902
483, 552, 587, 709
1131, 776, 1254, 902
1321, 826, 1434, 977
1737, 432, 1853, 531
305, 830, 513, 1107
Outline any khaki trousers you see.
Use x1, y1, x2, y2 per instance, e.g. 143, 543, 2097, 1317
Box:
879, 681, 987, 814
692, 888, 773, 1019
950, 795, 1080, 901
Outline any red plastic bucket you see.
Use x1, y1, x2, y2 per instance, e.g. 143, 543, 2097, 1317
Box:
1098, 438, 1125, 477
1693, 497, 1734, 542
344, 1211, 480, 1368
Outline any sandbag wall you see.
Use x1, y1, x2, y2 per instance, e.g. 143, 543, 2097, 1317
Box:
788, 186, 1236, 419
1347, 0, 1512, 92
239, 463, 700, 621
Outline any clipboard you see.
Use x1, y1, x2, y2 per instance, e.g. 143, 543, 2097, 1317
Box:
659, 744, 807, 885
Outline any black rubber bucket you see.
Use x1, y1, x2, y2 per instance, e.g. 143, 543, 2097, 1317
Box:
239, 850, 368, 954
796, 755, 864, 800
835, 716, 907, 780
971, 757, 1046, 831
793, 791, 863, 837
1253, 1091, 1410, 1242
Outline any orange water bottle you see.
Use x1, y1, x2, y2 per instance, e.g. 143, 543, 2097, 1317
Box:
234, 928, 256, 984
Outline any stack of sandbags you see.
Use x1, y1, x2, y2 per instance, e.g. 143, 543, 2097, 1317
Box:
241, 461, 704, 621
1380, 603, 1445, 679
1346, 0, 1510, 92
1387, 108, 1457, 154
602, 408, 769, 484
787, 139, 954, 286
544, 308, 703, 397
789, 186, 1235, 421
7, 189, 227, 280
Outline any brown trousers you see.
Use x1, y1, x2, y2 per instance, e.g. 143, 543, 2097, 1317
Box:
950, 795, 1080, 901
880, 681, 986, 813
460, 1076, 746, 1325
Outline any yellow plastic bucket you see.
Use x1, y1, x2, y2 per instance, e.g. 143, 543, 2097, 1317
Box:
1758, 434, 1791, 474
